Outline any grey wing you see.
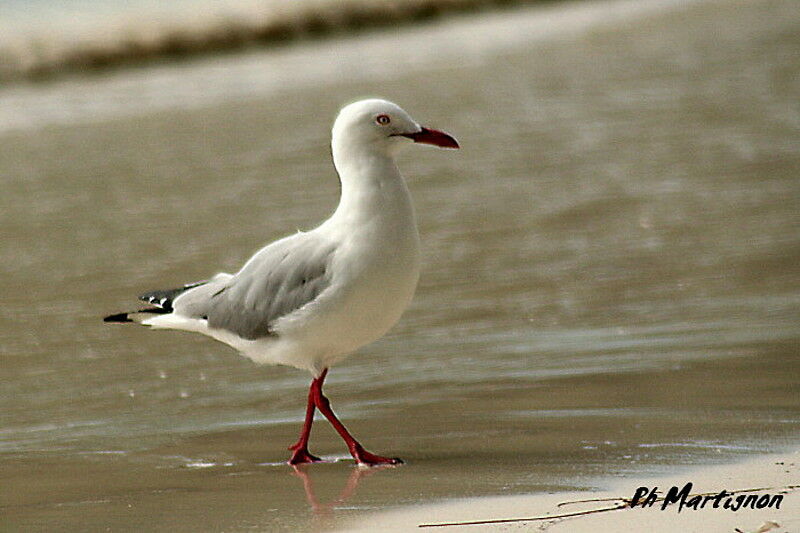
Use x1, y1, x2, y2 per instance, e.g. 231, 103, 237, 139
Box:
200, 233, 336, 340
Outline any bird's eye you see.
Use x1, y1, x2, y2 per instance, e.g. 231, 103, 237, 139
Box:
376, 114, 391, 125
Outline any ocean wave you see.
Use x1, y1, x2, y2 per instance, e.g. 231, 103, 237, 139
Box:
0, 0, 533, 83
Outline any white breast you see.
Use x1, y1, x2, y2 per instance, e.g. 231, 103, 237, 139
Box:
272, 176, 421, 369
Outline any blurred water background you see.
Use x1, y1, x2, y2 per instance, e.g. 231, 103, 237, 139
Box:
1, 0, 543, 83
1, 0, 799, 530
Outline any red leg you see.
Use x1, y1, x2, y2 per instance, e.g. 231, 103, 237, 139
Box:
311, 368, 403, 466
288, 374, 323, 465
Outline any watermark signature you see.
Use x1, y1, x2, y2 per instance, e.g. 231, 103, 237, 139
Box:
629, 482, 783, 512
418, 482, 797, 528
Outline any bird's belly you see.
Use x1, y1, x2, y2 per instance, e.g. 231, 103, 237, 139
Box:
334, 262, 419, 343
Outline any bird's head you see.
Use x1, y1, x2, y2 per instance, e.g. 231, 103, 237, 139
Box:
332, 99, 459, 155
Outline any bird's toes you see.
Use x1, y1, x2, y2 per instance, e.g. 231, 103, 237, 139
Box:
288, 449, 322, 464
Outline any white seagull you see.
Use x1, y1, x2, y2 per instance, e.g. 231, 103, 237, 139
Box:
105, 99, 459, 466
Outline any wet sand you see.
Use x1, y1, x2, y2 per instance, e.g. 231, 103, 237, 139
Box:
3, 348, 798, 531
1, 0, 799, 531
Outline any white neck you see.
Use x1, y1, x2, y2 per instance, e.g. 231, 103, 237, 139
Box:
328, 138, 416, 234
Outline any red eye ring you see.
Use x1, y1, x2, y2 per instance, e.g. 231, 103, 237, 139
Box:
376, 114, 391, 125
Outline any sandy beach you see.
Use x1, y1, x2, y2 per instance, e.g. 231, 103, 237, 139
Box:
339, 449, 800, 532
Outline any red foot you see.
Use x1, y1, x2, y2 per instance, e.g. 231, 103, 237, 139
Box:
288, 443, 322, 465
350, 444, 403, 467
289, 449, 322, 464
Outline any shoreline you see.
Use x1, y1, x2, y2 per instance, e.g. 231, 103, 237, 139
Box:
1, 0, 545, 84
335, 448, 800, 532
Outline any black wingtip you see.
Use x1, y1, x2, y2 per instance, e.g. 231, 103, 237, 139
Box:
104, 312, 132, 323
137, 280, 208, 312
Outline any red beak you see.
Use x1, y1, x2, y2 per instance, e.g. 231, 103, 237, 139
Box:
398, 127, 460, 149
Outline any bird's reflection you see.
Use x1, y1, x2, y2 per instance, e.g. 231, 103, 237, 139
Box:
291, 463, 390, 521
